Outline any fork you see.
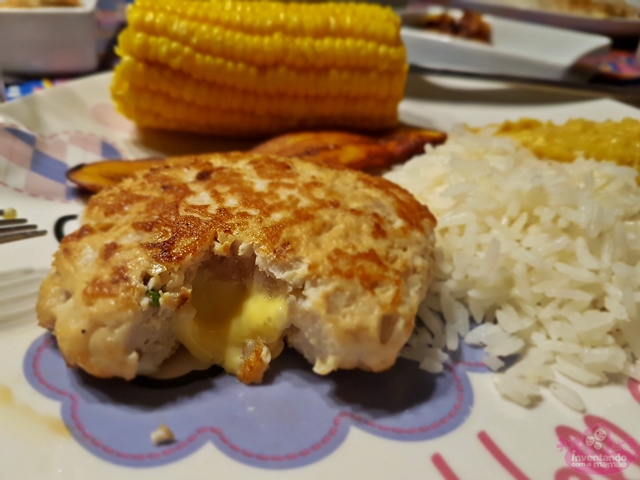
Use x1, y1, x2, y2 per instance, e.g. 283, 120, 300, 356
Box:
0, 209, 47, 244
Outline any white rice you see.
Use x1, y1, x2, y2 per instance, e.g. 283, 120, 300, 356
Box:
387, 127, 640, 409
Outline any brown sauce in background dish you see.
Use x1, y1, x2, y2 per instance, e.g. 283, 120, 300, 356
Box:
422, 10, 492, 44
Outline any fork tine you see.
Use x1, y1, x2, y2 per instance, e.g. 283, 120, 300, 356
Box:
0, 229, 47, 244
0, 210, 47, 243
0, 218, 28, 226
0, 224, 38, 234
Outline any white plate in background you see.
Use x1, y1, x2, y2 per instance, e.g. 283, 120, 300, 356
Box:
0, 73, 639, 480
433, 0, 640, 36
400, 7, 611, 81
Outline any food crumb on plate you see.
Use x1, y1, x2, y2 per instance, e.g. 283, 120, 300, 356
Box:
1, 208, 17, 220
150, 424, 175, 446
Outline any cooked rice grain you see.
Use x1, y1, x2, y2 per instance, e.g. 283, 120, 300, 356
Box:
385, 127, 640, 407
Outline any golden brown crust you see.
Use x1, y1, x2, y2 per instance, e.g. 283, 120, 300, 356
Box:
84, 152, 435, 284
237, 339, 270, 385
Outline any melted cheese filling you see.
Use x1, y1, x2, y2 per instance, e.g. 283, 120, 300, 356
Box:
173, 273, 288, 375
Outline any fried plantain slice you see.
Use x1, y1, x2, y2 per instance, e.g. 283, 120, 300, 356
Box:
66, 127, 446, 193
67, 158, 164, 193
250, 127, 447, 170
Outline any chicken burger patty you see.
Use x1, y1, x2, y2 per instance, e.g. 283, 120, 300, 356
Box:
37, 152, 436, 383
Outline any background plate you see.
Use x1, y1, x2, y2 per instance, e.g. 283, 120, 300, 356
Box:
400, 7, 611, 81
434, 0, 640, 36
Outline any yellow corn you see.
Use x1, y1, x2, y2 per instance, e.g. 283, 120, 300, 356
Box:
111, 0, 408, 136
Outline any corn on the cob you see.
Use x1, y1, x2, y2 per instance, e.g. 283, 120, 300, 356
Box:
111, 0, 408, 137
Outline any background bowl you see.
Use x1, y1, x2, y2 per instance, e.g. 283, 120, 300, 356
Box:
0, 0, 98, 76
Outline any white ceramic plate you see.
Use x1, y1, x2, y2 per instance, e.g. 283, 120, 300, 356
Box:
400, 7, 611, 81
437, 0, 640, 36
1, 73, 640, 480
